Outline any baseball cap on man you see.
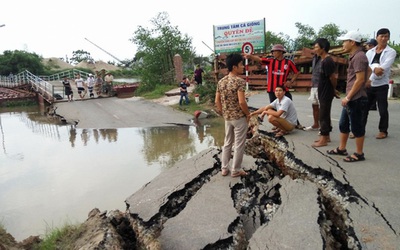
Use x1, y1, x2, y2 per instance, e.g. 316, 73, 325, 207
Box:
365, 38, 377, 46
271, 44, 286, 53
338, 30, 362, 43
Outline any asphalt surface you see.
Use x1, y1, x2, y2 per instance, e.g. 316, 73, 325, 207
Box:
56, 91, 400, 249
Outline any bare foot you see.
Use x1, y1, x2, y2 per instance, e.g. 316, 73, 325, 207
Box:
314, 136, 331, 142
312, 141, 328, 147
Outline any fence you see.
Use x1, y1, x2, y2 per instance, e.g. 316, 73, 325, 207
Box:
0, 69, 91, 103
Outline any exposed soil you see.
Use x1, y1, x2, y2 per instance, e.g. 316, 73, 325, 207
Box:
42, 57, 120, 72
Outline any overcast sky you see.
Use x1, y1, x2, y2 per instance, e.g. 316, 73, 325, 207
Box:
1, 0, 399, 63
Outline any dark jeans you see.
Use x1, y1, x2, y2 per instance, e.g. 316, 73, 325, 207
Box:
365, 85, 389, 133
179, 92, 189, 105
319, 99, 333, 136
339, 96, 368, 137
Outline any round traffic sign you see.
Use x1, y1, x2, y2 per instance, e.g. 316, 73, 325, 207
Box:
242, 42, 254, 54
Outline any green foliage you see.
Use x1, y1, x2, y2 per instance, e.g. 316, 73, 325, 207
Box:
265, 22, 348, 51
0, 50, 45, 75
192, 83, 217, 105
316, 23, 345, 46
69, 50, 92, 65
391, 42, 400, 57
265, 31, 289, 52
135, 83, 176, 99
130, 12, 195, 90
293, 22, 316, 50
105, 68, 137, 78
35, 223, 84, 250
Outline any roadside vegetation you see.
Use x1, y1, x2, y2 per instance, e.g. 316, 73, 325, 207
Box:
34, 223, 84, 250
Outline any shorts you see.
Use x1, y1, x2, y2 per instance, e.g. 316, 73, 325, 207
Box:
275, 117, 296, 132
339, 96, 368, 137
308, 87, 319, 105
77, 87, 85, 94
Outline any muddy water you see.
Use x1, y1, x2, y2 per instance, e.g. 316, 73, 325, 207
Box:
0, 107, 225, 241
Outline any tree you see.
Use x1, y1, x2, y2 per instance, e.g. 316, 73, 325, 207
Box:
130, 12, 195, 90
317, 23, 345, 46
70, 50, 93, 65
0, 50, 45, 75
293, 22, 316, 50
265, 31, 290, 52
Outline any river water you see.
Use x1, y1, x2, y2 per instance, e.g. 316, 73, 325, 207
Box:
0, 106, 225, 241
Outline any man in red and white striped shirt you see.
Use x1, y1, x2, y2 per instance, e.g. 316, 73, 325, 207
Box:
245, 44, 299, 102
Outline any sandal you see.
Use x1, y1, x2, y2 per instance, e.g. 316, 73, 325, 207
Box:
343, 152, 365, 162
327, 147, 348, 156
231, 170, 248, 177
221, 168, 229, 176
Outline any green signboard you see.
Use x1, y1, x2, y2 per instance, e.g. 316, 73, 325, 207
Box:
213, 18, 266, 54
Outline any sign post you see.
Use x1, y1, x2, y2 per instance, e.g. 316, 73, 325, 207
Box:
242, 42, 254, 91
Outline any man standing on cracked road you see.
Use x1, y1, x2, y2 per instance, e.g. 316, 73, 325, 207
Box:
364, 28, 396, 139
215, 53, 250, 178
327, 31, 370, 163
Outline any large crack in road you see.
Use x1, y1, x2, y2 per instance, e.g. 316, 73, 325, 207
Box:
124, 128, 396, 249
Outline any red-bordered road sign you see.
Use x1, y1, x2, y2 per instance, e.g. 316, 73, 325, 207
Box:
242, 42, 254, 54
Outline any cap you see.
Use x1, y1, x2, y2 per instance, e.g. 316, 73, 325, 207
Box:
365, 38, 377, 46
88, 73, 93, 76
271, 44, 286, 53
337, 30, 362, 43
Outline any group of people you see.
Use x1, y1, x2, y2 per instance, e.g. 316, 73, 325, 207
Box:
215, 27, 396, 177
61, 72, 114, 101
323, 28, 395, 163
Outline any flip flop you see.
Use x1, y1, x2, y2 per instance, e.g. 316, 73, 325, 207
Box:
343, 152, 365, 162
231, 170, 248, 177
327, 147, 348, 156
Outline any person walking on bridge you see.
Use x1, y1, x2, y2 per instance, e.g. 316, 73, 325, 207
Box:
75, 73, 86, 99
104, 72, 114, 96
86, 73, 96, 98
62, 76, 73, 101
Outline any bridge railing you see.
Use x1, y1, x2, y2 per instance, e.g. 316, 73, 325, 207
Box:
40, 69, 90, 82
0, 69, 93, 103
0, 70, 58, 102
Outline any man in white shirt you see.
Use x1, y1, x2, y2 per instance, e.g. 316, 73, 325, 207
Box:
365, 28, 396, 139
250, 85, 298, 138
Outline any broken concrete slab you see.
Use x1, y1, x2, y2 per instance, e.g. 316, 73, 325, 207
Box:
125, 148, 220, 222
248, 176, 322, 249
159, 174, 239, 250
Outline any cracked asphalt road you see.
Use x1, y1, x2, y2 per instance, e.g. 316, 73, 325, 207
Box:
56, 92, 400, 249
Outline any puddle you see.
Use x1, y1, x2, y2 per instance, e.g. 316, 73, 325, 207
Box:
0, 107, 225, 241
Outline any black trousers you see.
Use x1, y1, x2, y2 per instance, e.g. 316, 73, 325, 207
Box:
365, 85, 389, 133
319, 99, 333, 136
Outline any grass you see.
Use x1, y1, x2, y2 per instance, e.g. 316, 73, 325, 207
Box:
34, 223, 85, 250
136, 84, 177, 99
134, 82, 218, 115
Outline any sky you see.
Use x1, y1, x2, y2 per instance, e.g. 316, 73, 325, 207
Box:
1, 0, 399, 63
